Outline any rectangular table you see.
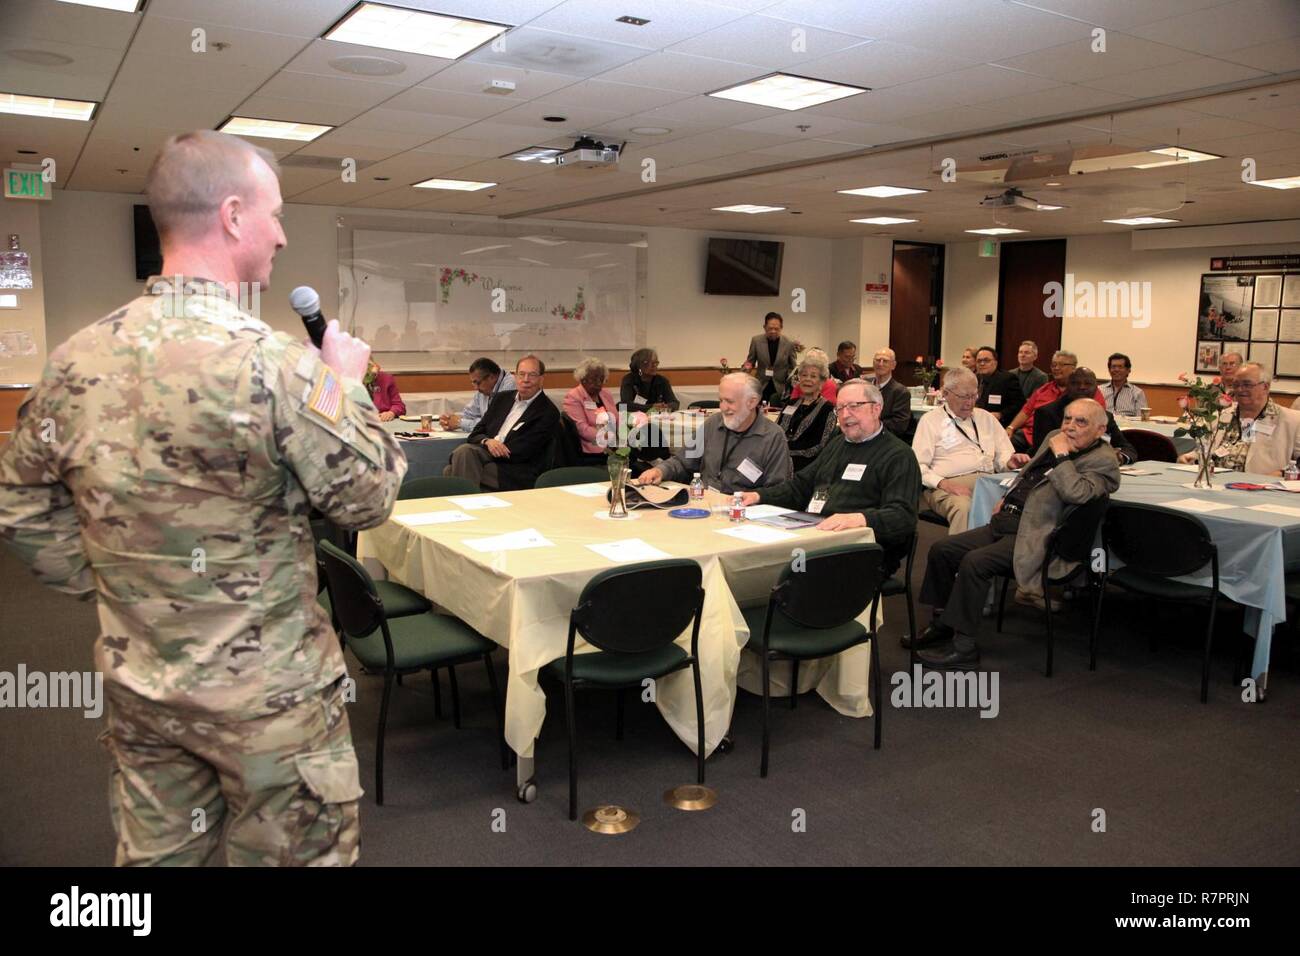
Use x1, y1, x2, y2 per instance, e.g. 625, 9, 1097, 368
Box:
357, 487, 880, 789
968, 461, 1300, 693
382, 419, 467, 484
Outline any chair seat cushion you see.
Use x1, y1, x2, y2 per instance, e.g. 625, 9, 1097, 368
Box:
544, 644, 689, 686
347, 611, 494, 671
878, 575, 906, 597
741, 603, 868, 659
1109, 567, 1216, 602
375, 580, 432, 618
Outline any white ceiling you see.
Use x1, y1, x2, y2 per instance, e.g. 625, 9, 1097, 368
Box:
1, 0, 1298, 240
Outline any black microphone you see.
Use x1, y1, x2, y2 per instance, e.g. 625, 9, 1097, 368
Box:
289, 286, 327, 348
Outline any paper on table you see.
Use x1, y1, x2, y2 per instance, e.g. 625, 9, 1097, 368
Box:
1168, 464, 1202, 472
1275, 480, 1300, 493
447, 495, 511, 510
586, 538, 672, 563
1161, 497, 1236, 514
464, 528, 555, 552
743, 504, 794, 518
394, 510, 475, 527
1119, 467, 1156, 476
1249, 503, 1300, 519
558, 483, 609, 497
717, 524, 798, 544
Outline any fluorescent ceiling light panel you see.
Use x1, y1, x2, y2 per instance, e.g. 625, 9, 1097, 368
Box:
851, 216, 917, 225
709, 73, 866, 111
413, 177, 495, 190
965, 227, 1026, 235
55, 0, 142, 10
1249, 175, 1300, 190
220, 117, 332, 141
0, 92, 96, 121
1131, 146, 1221, 169
1035, 204, 1063, 211
461, 244, 511, 254
713, 204, 785, 214
838, 185, 927, 198
502, 146, 562, 163
325, 3, 509, 59
1102, 216, 1179, 225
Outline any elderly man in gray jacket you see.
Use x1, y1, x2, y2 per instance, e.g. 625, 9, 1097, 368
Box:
908, 398, 1120, 669
638, 372, 792, 493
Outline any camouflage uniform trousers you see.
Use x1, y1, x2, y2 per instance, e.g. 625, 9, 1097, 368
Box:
99, 677, 362, 866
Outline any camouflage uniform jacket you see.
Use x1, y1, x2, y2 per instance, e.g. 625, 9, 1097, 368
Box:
0, 277, 407, 719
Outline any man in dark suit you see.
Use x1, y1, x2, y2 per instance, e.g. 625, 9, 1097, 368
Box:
908, 398, 1120, 668
445, 355, 560, 490
870, 346, 913, 437
744, 312, 798, 404
974, 345, 1024, 425
1032, 367, 1137, 464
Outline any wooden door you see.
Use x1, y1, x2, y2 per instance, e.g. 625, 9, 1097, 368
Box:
996, 239, 1065, 369
891, 242, 944, 386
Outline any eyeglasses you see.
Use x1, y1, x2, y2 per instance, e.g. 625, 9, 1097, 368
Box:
834, 400, 879, 413
944, 390, 978, 402
1231, 381, 1264, 391
516, 371, 541, 380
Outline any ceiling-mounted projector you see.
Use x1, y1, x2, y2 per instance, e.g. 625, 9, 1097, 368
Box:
554, 134, 623, 169
980, 187, 1041, 210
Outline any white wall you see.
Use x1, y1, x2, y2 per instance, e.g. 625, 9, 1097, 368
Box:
0, 198, 48, 386
38, 190, 836, 372
942, 233, 1300, 384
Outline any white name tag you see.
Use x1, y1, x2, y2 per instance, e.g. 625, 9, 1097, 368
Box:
988, 394, 1002, 406
939, 433, 961, 449
807, 497, 826, 514
842, 463, 866, 481
765, 368, 775, 378
1255, 420, 1276, 437
584, 400, 597, 410
737, 457, 763, 483
632, 395, 647, 406
781, 405, 795, 417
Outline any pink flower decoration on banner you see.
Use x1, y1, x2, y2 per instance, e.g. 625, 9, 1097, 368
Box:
1178, 372, 1188, 382
1177, 397, 1189, 409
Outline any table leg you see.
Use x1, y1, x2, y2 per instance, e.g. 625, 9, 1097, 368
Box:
515, 752, 537, 803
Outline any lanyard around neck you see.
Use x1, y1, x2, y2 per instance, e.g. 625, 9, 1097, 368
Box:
944, 408, 982, 451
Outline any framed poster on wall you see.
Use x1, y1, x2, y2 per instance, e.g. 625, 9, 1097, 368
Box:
1194, 273, 1299, 382
1196, 340, 1222, 374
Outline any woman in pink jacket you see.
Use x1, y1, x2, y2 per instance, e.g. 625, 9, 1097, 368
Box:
563, 358, 626, 466
364, 359, 405, 421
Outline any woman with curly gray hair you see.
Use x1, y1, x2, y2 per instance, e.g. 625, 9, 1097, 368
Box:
779, 350, 839, 472
563, 357, 622, 465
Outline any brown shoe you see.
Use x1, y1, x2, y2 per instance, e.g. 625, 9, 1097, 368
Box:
1015, 588, 1062, 613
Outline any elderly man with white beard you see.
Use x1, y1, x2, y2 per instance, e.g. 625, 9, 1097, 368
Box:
637, 371, 792, 492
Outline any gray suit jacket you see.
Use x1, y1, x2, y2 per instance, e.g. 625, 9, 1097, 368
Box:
746, 334, 798, 395
1008, 433, 1120, 589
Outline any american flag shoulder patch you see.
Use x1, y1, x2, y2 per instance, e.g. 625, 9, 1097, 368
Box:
306, 366, 343, 424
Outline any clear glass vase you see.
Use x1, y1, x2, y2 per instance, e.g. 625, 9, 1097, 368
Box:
608, 457, 630, 518
1193, 439, 1214, 489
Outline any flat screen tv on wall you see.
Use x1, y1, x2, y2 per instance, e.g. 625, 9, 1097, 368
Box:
133, 204, 162, 281
704, 237, 783, 296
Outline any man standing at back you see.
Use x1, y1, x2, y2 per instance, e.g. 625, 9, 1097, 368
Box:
0, 130, 406, 866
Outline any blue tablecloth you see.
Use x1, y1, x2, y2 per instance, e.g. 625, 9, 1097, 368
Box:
969, 461, 1300, 689
383, 421, 467, 483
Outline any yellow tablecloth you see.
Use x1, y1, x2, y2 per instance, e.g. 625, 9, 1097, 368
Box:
356, 487, 880, 760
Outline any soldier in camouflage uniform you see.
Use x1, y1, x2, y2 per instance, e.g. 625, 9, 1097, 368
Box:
0, 130, 406, 865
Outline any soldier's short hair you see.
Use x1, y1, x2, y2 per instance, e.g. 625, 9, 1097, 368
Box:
146, 130, 280, 241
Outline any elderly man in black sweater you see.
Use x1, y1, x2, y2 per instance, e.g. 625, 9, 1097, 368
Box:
740, 379, 921, 575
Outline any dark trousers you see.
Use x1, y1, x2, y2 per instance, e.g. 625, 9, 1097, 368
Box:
920, 515, 1019, 646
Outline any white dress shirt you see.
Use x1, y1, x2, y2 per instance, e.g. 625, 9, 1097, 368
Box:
493, 391, 539, 442
1100, 381, 1147, 417
912, 404, 1016, 489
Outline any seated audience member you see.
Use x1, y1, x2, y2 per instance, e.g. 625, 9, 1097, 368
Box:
563, 357, 625, 467
1004, 350, 1103, 451
445, 355, 559, 491
1179, 362, 1300, 476
1100, 352, 1147, 417
910, 399, 1120, 668
744, 312, 798, 404
830, 341, 863, 383
638, 372, 791, 492
620, 347, 679, 411
740, 379, 921, 575
960, 347, 978, 372
788, 348, 839, 403
913, 367, 1027, 534
1033, 368, 1138, 464
778, 352, 839, 472
868, 346, 912, 437
1217, 351, 1244, 391
441, 357, 514, 432
974, 346, 1025, 425
1012, 340, 1049, 400
365, 360, 405, 421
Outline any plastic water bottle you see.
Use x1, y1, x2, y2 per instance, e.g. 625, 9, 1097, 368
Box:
1286, 460, 1299, 482
729, 491, 746, 522
690, 472, 704, 502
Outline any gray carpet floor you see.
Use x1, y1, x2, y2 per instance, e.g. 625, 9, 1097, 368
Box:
2, 522, 1298, 867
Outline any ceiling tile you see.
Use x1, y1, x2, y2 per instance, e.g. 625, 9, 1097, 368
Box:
666, 14, 870, 69
795, 40, 977, 90
0, 37, 125, 102
143, 0, 352, 40
381, 86, 519, 119
1215, 37, 1300, 74
882, 0, 1096, 60
279, 38, 454, 87
1006, 0, 1230, 31
257, 71, 403, 110
5, 0, 141, 51
526, 0, 748, 46
1128, 0, 1300, 56
526, 79, 689, 114
589, 51, 763, 94
465, 27, 651, 78
1083, 56, 1270, 98
995, 32, 1195, 83
416, 60, 579, 98
344, 108, 475, 136
234, 93, 360, 126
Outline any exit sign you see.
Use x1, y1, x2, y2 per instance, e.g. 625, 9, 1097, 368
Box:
4, 169, 51, 201
978, 239, 999, 258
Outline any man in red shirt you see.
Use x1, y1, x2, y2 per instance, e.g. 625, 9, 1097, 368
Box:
1003, 350, 1103, 451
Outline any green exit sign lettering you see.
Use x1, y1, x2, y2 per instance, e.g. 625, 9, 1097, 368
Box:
4, 169, 51, 201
